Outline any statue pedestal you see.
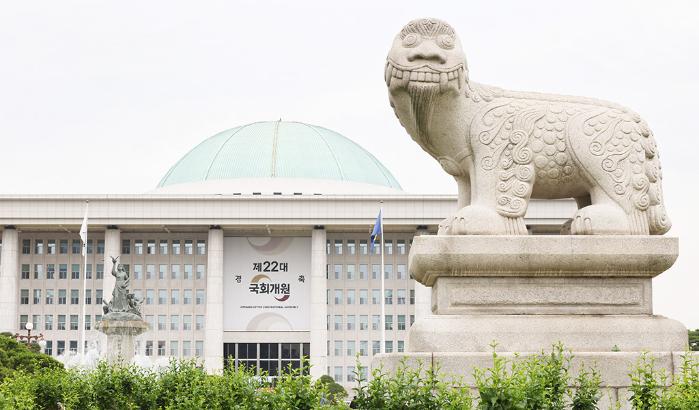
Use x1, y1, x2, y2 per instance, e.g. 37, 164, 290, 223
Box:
96, 318, 149, 364
373, 235, 688, 408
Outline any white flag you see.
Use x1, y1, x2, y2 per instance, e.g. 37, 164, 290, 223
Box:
79, 202, 88, 256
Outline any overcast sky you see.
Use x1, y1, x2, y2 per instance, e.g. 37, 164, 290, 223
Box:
1, 1, 698, 328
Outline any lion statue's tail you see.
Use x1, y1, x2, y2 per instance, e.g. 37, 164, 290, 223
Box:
644, 130, 671, 235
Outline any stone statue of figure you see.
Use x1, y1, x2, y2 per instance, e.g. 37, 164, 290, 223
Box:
102, 256, 142, 319
386, 18, 671, 236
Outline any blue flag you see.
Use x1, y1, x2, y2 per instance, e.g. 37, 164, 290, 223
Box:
370, 210, 382, 252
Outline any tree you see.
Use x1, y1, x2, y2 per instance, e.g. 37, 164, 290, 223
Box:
0, 333, 63, 382
317, 374, 347, 402
689, 329, 699, 351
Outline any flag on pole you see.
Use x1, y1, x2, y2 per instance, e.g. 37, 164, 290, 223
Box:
79, 202, 88, 255
370, 209, 382, 252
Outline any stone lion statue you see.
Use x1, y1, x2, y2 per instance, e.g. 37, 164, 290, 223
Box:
386, 18, 671, 235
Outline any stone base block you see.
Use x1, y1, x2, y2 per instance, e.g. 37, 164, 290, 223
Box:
97, 318, 149, 364
409, 314, 687, 353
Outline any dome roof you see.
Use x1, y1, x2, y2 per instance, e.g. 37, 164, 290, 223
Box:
156, 121, 402, 193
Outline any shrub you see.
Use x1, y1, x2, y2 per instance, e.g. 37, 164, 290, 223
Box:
659, 352, 699, 409
570, 364, 601, 410
0, 334, 63, 383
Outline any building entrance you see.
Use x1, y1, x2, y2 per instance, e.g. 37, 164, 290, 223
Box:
223, 342, 310, 376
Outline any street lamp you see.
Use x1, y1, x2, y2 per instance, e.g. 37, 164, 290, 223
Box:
15, 322, 44, 345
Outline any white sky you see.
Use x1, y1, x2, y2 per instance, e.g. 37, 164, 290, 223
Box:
1, 1, 697, 328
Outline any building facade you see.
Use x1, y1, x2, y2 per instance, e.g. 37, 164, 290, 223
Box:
0, 121, 574, 389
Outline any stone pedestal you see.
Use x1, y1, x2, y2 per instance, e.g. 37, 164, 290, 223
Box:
96, 319, 149, 364
373, 235, 687, 409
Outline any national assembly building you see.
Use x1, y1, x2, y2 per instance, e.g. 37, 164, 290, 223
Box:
0, 120, 574, 389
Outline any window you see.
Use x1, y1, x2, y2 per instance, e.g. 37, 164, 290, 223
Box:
334, 341, 342, 356
45, 315, 53, 330
145, 289, 154, 305
371, 289, 380, 304
184, 265, 193, 280
22, 239, 30, 254
397, 340, 405, 352
158, 340, 166, 356
372, 340, 380, 355
397, 289, 406, 305
183, 289, 192, 305
96, 264, 104, 279
334, 315, 342, 331
184, 240, 193, 255
183, 315, 192, 330
359, 240, 368, 255
96, 289, 103, 305
158, 315, 166, 330
59, 264, 67, 279
85, 289, 92, 305
158, 289, 167, 304
171, 265, 180, 279
71, 289, 79, 304
347, 366, 356, 382
385, 341, 393, 353
397, 240, 406, 255
195, 341, 203, 357
372, 315, 380, 331
359, 289, 368, 305
21, 265, 30, 280
196, 315, 205, 330
334, 240, 342, 255
196, 265, 205, 280
347, 340, 355, 356
334, 290, 342, 305
333, 265, 342, 280
57, 341, 65, 355
145, 264, 154, 280
347, 240, 356, 255
45, 340, 53, 356
31, 315, 40, 331
86, 240, 93, 254
35, 240, 44, 254
347, 315, 356, 330
385, 315, 393, 330
147, 240, 156, 255
195, 289, 205, 305
384, 264, 393, 280
47, 264, 55, 279
384, 289, 393, 305
170, 315, 179, 331
159, 264, 166, 280
360, 314, 368, 331
145, 341, 153, 356
133, 264, 143, 280
172, 240, 180, 255
70, 315, 79, 330
359, 341, 368, 356
385, 240, 393, 255
85, 264, 92, 279
47, 240, 56, 254
71, 264, 80, 280
134, 240, 143, 255
196, 240, 206, 255
359, 264, 368, 280
33, 289, 41, 304
334, 367, 342, 383
59, 239, 68, 254
95, 314, 102, 325
34, 264, 43, 280
45, 289, 54, 305
97, 240, 105, 254
85, 315, 91, 330
397, 264, 406, 280
121, 239, 131, 254
170, 341, 179, 356
346, 264, 355, 280
171, 289, 180, 304
346, 289, 355, 305
72, 240, 80, 254
159, 240, 168, 255
372, 264, 380, 280
398, 315, 406, 330
18, 315, 28, 330
20, 289, 29, 304
58, 289, 67, 304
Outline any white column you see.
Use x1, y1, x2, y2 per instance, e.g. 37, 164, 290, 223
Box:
413, 228, 432, 320
309, 227, 327, 379
103, 226, 120, 304
0, 227, 19, 333
204, 226, 224, 373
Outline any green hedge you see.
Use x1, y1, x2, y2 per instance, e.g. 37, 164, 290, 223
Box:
0, 343, 697, 409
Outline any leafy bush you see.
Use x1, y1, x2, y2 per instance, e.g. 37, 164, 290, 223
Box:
0, 334, 63, 383
628, 353, 665, 410
570, 365, 601, 410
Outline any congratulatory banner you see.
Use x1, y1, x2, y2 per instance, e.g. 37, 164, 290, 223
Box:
223, 237, 311, 331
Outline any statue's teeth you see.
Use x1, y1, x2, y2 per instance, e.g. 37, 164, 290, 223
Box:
418, 72, 425, 81
395, 70, 403, 79
410, 71, 418, 81
448, 71, 454, 80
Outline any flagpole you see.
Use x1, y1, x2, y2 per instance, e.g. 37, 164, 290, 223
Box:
380, 202, 385, 354
80, 201, 88, 357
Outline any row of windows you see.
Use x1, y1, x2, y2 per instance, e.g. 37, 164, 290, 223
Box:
330, 366, 369, 384
130, 264, 206, 280
223, 343, 310, 377
19, 314, 205, 332
132, 289, 206, 305
121, 239, 206, 256
328, 264, 409, 281
326, 239, 410, 256
327, 289, 415, 305
20, 263, 104, 280
329, 339, 406, 357
42, 340, 204, 357
22, 239, 104, 255
20, 289, 103, 305
328, 314, 415, 331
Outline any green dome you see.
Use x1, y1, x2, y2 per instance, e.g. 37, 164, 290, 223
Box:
157, 121, 402, 190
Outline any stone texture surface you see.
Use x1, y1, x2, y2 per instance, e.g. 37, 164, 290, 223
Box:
0, 228, 19, 333
410, 235, 678, 286
386, 18, 671, 235
204, 227, 224, 373
409, 314, 687, 353
96, 319, 149, 364
433, 276, 651, 315
309, 228, 328, 379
